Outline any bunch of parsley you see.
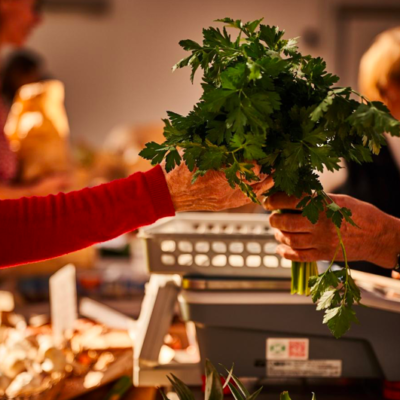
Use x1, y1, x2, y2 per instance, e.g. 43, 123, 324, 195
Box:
140, 18, 400, 338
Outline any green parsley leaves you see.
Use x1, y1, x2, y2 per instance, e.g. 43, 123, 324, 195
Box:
140, 18, 400, 338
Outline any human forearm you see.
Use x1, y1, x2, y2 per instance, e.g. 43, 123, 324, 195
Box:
0, 166, 175, 268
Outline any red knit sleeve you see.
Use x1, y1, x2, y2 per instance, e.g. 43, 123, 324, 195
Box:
0, 165, 175, 268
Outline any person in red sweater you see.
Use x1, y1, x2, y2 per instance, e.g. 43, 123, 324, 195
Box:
0, 0, 274, 268
1, 162, 273, 268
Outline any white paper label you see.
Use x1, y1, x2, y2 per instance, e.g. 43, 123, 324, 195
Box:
266, 338, 309, 360
267, 360, 342, 377
50, 264, 77, 346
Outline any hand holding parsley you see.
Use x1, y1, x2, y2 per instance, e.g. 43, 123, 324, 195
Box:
266, 193, 400, 270
140, 18, 400, 338
266, 192, 400, 338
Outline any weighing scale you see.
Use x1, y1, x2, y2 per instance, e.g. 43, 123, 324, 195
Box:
133, 214, 400, 399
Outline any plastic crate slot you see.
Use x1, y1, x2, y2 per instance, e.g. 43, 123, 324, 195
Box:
247, 242, 261, 253
247, 255, 261, 268
229, 242, 244, 253
281, 258, 292, 268
212, 255, 227, 267
212, 242, 227, 253
161, 240, 176, 252
178, 254, 193, 266
213, 225, 224, 234
239, 226, 249, 234
264, 255, 279, 268
196, 224, 207, 233
223, 225, 235, 234
229, 255, 244, 267
264, 242, 277, 254
195, 242, 210, 253
195, 255, 210, 267
161, 255, 175, 265
178, 241, 193, 252
252, 225, 263, 234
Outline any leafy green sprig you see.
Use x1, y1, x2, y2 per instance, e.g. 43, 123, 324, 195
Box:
140, 17, 400, 338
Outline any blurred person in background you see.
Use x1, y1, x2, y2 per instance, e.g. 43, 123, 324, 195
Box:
314, 27, 400, 277
0, 0, 67, 198
1, 49, 46, 107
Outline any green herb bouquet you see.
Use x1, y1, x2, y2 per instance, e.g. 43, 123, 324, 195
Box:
140, 18, 400, 338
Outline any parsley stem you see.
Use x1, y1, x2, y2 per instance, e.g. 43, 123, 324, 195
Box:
320, 191, 351, 305
231, 146, 244, 154
350, 89, 372, 106
334, 226, 351, 306
320, 191, 350, 275
239, 27, 250, 38
334, 226, 349, 270
331, 86, 372, 106
326, 244, 341, 273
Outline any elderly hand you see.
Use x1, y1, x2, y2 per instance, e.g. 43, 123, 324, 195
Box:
264, 192, 400, 269
163, 162, 273, 212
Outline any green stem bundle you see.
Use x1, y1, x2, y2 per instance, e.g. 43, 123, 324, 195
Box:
291, 261, 319, 295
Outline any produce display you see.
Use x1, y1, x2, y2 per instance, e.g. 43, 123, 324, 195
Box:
0, 321, 65, 399
0, 316, 132, 399
140, 18, 400, 338
160, 359, 315, 400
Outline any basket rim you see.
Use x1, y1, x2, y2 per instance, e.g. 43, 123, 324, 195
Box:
139, 212, 273, 239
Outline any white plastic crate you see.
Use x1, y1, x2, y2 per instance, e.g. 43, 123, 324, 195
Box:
139, 213, 292, 277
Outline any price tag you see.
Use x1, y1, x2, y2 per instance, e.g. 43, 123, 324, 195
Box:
50, 264, 78, 346
267, 338, 309, 360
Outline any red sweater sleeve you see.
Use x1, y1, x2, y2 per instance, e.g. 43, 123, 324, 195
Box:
0, 165, 175, 268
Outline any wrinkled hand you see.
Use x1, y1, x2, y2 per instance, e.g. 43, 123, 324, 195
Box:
163, 162, 274, 212
264, 192, 400, 269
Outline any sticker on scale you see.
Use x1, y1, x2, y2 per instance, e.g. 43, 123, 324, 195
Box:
267, 360, 342, 378
266, 338, 309, 360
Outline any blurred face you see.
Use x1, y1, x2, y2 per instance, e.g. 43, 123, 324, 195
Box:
0, 0, 41, 46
